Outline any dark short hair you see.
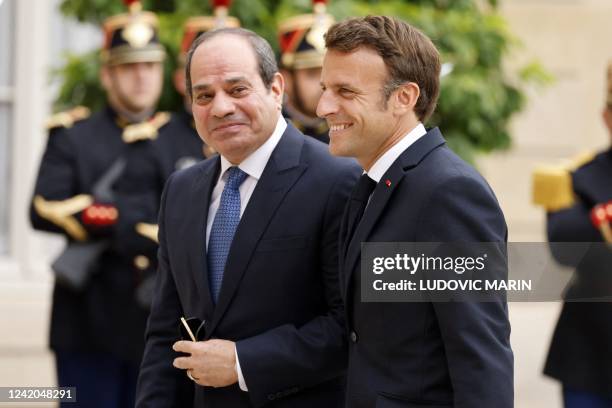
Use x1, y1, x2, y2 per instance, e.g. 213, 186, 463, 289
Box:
325, 16, 441, 122
185, 27, 279, 99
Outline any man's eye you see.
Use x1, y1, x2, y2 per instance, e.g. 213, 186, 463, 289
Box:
231, 87, 248, 96
339, 88, 354, 96
196, 94, 212, 103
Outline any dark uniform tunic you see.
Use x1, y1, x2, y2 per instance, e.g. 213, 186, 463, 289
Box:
114, 108, 208, 258
30, 106, 151, 363
544, 148, 612, 398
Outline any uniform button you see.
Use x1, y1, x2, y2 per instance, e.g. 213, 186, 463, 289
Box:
350, 331, 358, 343
267, 394, 276, 401
133, 255, 150, 270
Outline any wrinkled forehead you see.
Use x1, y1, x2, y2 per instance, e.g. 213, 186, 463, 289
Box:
191, 34, 259, 83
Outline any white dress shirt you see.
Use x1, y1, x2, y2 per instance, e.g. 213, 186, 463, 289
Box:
206, 116, 287, 246
366, 123, 427, 182
205, 115, 287, 392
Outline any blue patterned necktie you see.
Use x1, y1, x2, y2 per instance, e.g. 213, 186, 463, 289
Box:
207, 166, 248, 303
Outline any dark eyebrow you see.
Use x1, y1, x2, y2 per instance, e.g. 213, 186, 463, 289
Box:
192, 84, 209, 93
225, 76, 251, 86
192, 76, 252, 93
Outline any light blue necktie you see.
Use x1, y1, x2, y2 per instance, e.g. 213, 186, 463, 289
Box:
207, 166, 248, 303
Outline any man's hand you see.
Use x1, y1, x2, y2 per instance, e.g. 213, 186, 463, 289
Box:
173, 339, 238, 387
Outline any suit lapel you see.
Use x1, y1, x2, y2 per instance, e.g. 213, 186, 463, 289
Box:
342, 128, 447, 298
338, 198, 353, 299
208, 124, 307, 335
342, 165, 406, 299
186, 157, 220, 317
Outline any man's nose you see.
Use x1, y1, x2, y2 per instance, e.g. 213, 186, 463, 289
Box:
210, 92, 236, 118
316, 89, 337, 118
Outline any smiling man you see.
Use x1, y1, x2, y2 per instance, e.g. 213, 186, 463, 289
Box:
318, 16, 514, 407
135, 28, 360, 408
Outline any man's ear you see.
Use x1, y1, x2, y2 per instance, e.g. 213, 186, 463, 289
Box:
270, 72, 285, 109
279, 69, 292, 98
394, 82, 420, 115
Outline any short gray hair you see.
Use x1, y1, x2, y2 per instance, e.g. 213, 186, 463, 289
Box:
185, 27, 278, 99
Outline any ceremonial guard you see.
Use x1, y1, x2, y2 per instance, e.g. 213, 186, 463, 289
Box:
30, 1, 168, 406
533, 64, 612, 407
115, 0, 241, 280
278, 0, 333, 143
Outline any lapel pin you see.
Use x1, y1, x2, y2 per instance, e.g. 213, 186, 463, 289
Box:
385, 179, 392, 187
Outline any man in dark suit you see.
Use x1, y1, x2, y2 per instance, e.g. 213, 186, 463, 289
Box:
136, 27, 360, 408
317, 16, 514, 407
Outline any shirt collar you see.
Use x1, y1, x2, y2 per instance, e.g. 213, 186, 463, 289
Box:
219, 115, 287, 181
367, 123, 427, 183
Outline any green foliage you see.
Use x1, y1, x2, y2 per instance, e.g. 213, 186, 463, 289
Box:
53, 50, 105, 112
54, 0, 549, 160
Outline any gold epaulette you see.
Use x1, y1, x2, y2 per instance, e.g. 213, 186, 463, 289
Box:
33, 194, 94, 241
122, 112, 171, 144
563, 150, 596, 171
531, 151, 596, 212
136, 222, 159, 243
45, 106, 91, 130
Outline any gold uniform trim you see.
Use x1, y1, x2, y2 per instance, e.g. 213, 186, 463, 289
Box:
133, 255, 151, 270
103, 12, 159, 32
531, 151, 596, 212
288, 49, 325, 70
122, 112, 170, 143
279, 13, 333, 69
122, 20, 154, 48
278, 13, 334, 33
33, 194, 94, 241
136, 223, 159, 243
532, 166, 574, 212
45, 106, 91, 130
102, 44, 166, 66
564, 150, 596, 171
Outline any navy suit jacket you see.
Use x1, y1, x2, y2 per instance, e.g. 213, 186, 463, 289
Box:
136, 123, 360, 408
341, 128, 514, 408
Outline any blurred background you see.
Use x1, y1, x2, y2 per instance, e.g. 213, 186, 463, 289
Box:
1, 0, 611, 406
